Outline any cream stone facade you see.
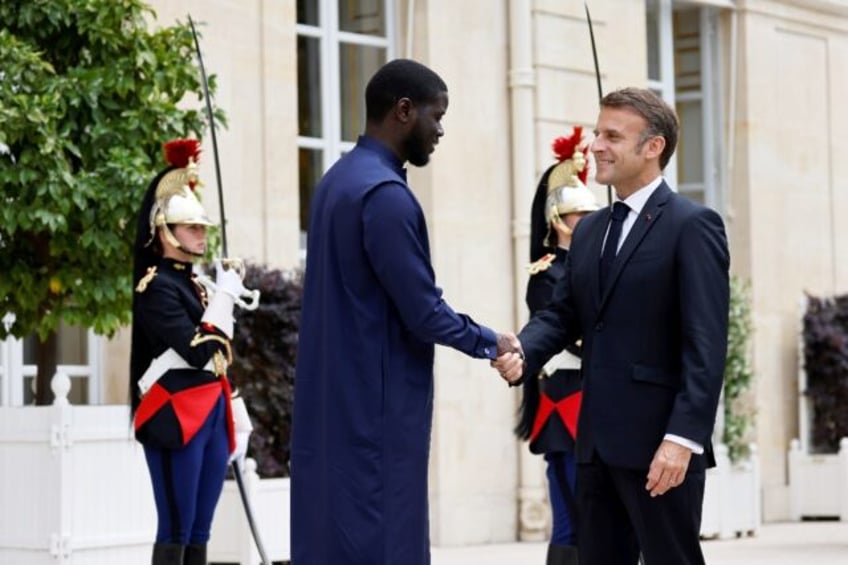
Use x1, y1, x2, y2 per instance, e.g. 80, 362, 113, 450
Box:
7, 0, 848, 547
729, 0, 848, 521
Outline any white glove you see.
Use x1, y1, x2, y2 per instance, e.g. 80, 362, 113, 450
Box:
201, 289, 235, 338
231, 397, 254, 432
230, 430, 251, 465
229, 397, 253, 465
200, 260, 243, 338
214, 259, 247, 299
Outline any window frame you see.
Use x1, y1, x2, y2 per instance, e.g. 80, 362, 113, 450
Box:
296, 0, 396, 246
0, 315, 102, 406
647, 0, 726, 213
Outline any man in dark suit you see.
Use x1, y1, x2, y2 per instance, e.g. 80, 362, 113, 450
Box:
495, 87, 730, 564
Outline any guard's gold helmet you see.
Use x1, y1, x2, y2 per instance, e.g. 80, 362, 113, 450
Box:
543, 127, 599, 244
147, 139, 213, 254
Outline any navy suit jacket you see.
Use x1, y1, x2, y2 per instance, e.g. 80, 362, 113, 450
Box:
518, 182, 729, 472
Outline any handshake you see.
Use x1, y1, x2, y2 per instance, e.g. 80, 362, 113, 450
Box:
493, 333, 525, 385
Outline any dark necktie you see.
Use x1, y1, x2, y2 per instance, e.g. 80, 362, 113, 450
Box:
599, 202, 630, 290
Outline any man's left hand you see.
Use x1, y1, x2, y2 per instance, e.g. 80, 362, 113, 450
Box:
645, 439, 692, 497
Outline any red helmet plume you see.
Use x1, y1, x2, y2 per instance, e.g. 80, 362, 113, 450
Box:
162, 139, 201, 190
163, 139, 201, 169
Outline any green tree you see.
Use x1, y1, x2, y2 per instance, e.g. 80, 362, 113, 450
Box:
0, 0, 220, 403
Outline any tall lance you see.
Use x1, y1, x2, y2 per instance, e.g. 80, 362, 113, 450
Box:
584, 2, 613, 206
187, 15, 270, 565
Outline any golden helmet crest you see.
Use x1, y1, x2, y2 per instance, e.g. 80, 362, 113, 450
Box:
146, 139, 213, 254
545, 127, 599, 227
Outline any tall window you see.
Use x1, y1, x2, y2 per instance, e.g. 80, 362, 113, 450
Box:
646, 0, 726, 213
297, 0, 395, 244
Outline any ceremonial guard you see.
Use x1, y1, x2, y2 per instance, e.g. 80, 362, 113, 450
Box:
517, 128, 599, 565
130, 139, 254, 565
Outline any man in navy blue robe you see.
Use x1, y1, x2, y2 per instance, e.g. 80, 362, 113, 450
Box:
291, 59, 520, 564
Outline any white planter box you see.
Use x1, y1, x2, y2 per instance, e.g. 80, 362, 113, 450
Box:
0, 374, 156, 564
700, 443, 761, 539
787, 438, 848, 520
209, 459, 290, 565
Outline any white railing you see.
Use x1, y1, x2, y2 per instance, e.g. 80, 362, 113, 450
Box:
0, 372, 156, 564
0, 370, 292, 564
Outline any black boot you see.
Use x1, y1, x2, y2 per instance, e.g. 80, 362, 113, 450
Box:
152, 543, 184, 565
547, 544, 579, 565
184, 543, 207, 565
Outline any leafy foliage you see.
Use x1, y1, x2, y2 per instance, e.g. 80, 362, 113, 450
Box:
229, 264, 302, 478
802, 293, 848, 453
723, 276, 755, 463
0, 0, 222, 340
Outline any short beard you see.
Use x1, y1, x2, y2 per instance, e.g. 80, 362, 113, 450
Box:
404, 128, 431, 167
407, 151, 430, 167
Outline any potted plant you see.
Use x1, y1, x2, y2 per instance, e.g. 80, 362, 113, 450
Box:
788, 292, 848, 520
701, 276, 760, 540
722, 277, 756, 462
208, 263, 301, 565
802, 294, 848, 453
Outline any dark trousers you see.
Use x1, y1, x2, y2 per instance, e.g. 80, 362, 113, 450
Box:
144, 395, 230, 544
546, 451, 578, 545
577, 457, 706, 565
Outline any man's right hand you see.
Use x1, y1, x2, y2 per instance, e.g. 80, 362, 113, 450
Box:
492, 333, 525, 384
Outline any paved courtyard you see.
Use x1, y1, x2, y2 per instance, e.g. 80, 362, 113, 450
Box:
431, 521, 848, 564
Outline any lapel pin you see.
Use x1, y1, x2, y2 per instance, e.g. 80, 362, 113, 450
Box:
645, 213, 652, 222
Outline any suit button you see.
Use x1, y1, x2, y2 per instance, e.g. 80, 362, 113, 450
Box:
595, 322, 604, 331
